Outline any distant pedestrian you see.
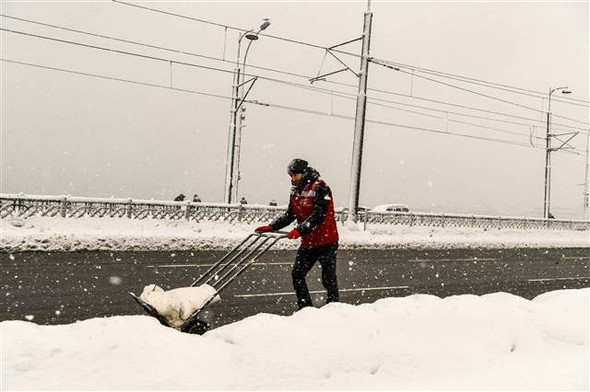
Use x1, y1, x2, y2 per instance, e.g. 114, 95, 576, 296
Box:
256, 158, 339, 309
240, 197, 248, 205
192, 194, 201, 203
269, 199, 278, 206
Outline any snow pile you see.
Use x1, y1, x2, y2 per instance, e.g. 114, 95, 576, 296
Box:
1, 215, 588, 252
139, 284, 219, 328
2, 288, 588, 390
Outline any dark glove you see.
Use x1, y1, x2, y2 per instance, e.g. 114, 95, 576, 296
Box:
255, 225, 273, 233
287, 228, 301, 239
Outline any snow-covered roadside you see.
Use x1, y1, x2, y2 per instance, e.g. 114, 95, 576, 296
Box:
1, 216, 588, 252
2, 288, 588, 390
1, 216, 254, 252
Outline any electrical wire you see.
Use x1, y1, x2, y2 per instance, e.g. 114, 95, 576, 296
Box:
372, 58, 590, 126
2, 15, 587, 134
0, 13, 327, 82
248, 98, 581, 153
0, 27, 239, 75
367, 99, 546, 141
112, 0, 590, 109
112, 0, 333, 52
6, 57, 579, 155
0, 13, 225, 64
3, 25, 588, 143
1, 58, 230, 100
374, 58, 590, 107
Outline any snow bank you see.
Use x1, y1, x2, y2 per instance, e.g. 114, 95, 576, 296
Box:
1, 215, 588, 252
2, 288, 588, 390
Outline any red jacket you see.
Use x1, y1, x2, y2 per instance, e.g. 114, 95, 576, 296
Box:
271, 169, 339, 248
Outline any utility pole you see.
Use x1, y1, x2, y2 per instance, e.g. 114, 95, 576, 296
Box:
306, 2, 373, 222
347, 9, 373, 223
543, 86, 571, 219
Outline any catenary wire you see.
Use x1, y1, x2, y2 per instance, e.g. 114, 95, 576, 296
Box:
373, 58, 590, 107
111, 0, 332, 52
112, 0, 590, 108
371, 58, 590, 126
2, 16, 587, 134
3, 25, 588, 139
6, 57, 579, 155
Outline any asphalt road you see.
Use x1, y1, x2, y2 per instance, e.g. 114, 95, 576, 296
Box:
2, 247, 589, 330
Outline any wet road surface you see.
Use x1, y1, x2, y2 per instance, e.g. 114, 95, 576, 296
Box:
2, 247, 589, 329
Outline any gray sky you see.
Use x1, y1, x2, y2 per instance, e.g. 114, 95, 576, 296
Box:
1, 0, 589, 218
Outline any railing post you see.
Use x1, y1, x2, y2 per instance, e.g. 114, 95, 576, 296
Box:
185, 202, 192, 221
127, 198, 133, 219
60, 196, 68, 217
238, 204, 245, 223
15, 194, 24, 215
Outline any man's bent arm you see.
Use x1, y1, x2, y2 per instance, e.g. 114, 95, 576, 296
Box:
270, 202, 296, 230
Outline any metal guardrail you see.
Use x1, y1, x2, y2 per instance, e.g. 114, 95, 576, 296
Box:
1, 194, 589, 231
0, 194, 287, 224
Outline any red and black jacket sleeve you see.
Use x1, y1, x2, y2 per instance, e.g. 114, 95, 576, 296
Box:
269, 202, 296, 231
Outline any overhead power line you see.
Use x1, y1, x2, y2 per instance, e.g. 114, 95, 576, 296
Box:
0, 13, 326, 82
0, 13, 224, 64
3, 15, 587, 135
112, 0, 590, 109
371, 58, 590, 126
3, 25, 588, 140
248, 99, 579, 153
1, 58, 230, 100
6, 57, 579, 155
111, 0, 334, 53
373, 58, 590, 107
3, 25, 588, 139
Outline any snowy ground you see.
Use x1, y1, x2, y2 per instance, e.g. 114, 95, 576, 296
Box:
2, 216, 588, 390
2, 289, 588, 390
1, 215, 588, 252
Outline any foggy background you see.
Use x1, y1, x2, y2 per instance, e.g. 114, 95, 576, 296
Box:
1, 1, 588, 219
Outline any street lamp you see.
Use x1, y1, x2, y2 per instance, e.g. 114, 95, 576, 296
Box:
224, 19, 271, 204
543, 86, 572, 219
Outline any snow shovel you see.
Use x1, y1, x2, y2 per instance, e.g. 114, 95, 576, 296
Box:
129, 231, 288, 334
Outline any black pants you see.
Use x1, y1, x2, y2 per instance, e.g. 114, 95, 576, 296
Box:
291, 243, 339, 309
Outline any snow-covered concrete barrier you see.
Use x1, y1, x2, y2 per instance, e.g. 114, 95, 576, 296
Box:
1, 215, 588, 252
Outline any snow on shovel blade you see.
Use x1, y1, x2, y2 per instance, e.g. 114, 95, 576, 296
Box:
130, 284, 220, 333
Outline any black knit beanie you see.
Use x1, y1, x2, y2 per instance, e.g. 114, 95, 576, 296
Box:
287, 158, 309, 175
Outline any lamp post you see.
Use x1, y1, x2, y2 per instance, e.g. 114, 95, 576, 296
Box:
224, 19, 270, 204
543, 86, 571, 219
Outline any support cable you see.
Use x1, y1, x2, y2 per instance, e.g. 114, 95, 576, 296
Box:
371, 58, 590, 126
111, 0, 590, 108
6, 57, 579, 155
2, 16, 587, 132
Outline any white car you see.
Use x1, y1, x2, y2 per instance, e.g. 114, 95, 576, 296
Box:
372, 204, 410, 213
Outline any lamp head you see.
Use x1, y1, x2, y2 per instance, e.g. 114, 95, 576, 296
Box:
260, 19, 271, 31
551, 86, 571, 95
244, 32, 259, 41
